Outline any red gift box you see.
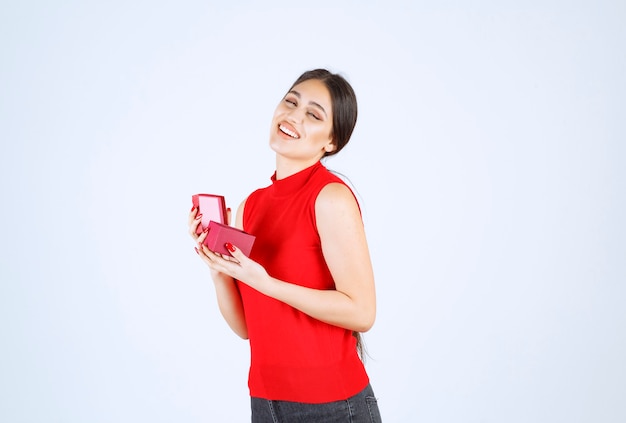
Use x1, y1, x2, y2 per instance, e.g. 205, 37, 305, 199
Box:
192, 194, 227, 234
204, 221, 255, 257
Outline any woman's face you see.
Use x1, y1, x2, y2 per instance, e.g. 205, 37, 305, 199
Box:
269, 78, 335, 162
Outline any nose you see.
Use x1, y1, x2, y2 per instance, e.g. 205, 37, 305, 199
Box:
286, 106, 305, 124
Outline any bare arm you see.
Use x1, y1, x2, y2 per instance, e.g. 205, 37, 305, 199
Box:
202, 183, 376, 332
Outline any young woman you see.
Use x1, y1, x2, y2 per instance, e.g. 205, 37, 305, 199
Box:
188, 69, 382, 422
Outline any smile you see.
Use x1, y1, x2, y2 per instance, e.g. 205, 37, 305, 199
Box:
279, 124, 300, 139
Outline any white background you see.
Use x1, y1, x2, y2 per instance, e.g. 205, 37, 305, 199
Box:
1, 1, 624, 422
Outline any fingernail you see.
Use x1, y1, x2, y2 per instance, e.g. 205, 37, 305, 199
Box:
225, 242, 236, 253
191, 205, 196, 212
203, 226, 209, 233
195, 213, 203, 220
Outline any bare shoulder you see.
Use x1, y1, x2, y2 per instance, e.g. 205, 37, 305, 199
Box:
315, 182, 361, 225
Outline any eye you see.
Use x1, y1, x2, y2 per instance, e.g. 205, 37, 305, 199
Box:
307, 111, 321, 121
284, 97, 297, 107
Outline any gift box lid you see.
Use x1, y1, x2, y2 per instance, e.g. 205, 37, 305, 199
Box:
192, 193, 227, 233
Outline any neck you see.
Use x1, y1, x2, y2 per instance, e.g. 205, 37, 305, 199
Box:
274, 155, 323, 180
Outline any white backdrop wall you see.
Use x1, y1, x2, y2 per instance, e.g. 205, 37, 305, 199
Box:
1, 1, 624, 422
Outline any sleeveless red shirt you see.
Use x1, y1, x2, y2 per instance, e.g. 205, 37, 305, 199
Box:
240, 161, 369, 403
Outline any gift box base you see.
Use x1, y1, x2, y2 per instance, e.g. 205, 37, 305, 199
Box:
203, 221, 255, 257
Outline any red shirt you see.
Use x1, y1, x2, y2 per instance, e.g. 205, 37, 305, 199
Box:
240, 161, 369, 403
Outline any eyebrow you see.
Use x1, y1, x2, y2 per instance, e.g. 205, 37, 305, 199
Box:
287, 90, 328, 117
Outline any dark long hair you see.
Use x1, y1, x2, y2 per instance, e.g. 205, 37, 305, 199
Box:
288, 69, 358, 157
290, 69, 367, 361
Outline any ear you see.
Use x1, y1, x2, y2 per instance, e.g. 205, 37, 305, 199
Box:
324, 138, 336, 153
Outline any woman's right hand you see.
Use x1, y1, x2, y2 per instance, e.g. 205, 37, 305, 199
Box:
188, 206, 204, 243
188, 205, 232, 241
188, 205, 248, 338
188, 206, 233, 278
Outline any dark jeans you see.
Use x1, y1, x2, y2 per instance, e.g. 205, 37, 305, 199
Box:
251, 383, 382, 423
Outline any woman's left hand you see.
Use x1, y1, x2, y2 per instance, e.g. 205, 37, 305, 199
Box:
197, 241, 272, 293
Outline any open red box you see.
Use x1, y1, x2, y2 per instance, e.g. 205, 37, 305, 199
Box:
192, 193, 255, 257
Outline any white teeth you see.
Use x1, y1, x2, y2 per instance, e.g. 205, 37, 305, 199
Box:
279, 124, 299, 139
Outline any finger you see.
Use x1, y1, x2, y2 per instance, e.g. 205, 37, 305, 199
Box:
200, 243, 218, 260
226, 207, 232, 226
203, 243, 240, 267
195, 246, 211, 267
189, 212, 203, 239
197, 243, 220, 268
188, 205, 198, 224
220, 252, 239, 263
225, 242, 245, 261
197, 225, 210, 243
